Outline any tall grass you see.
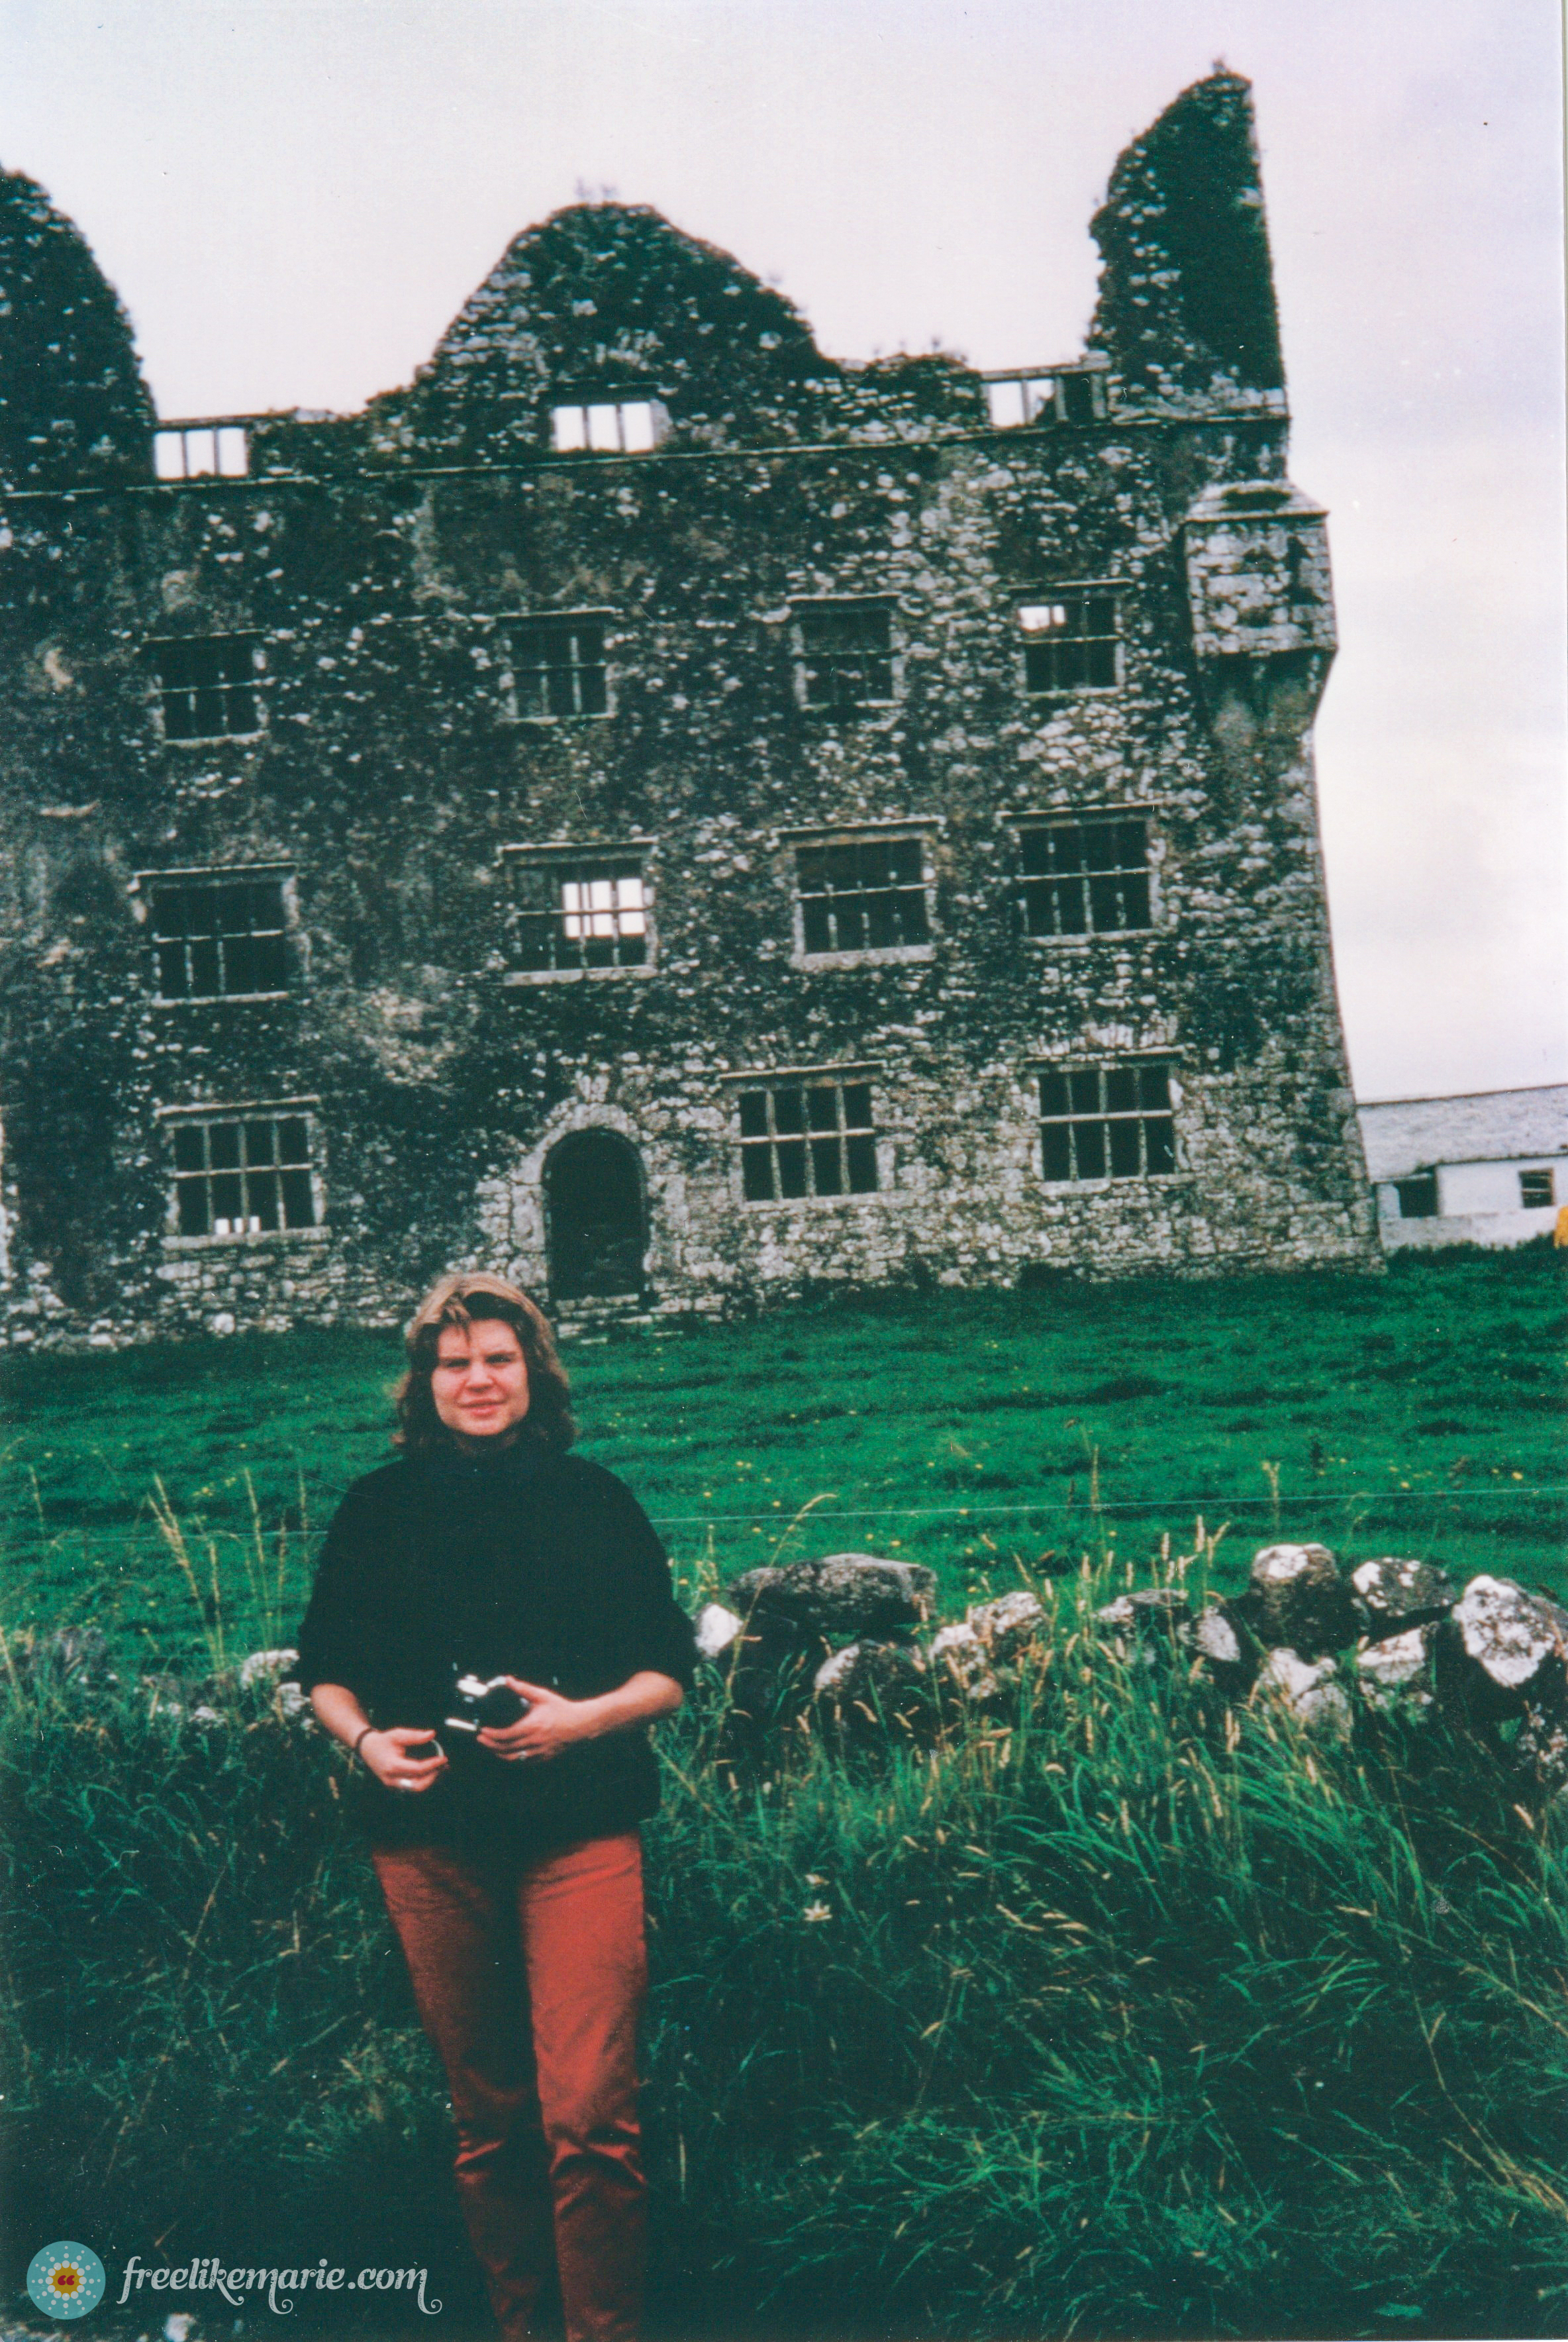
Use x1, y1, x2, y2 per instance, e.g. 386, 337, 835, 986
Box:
3, 1558, 1565, 2341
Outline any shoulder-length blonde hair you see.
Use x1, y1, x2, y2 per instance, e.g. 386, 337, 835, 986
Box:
394, 1272, 577, 1454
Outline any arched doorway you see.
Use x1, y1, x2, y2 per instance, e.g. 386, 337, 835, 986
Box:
544, 1129, 648, 1301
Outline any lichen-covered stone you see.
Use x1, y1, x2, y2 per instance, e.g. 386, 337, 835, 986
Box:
726, 1555, 938, 1641
929, 1588, 1044, 1701
1350, 1557, 1457, 1635
1355, 1625, 1437, 1713
693, 1602, 744, 1660
1245, 1544, 1355, 1656
1438, 1576, 1568, 1721
812, 1638, 930, 1740
1255, 1647, 1351, 1741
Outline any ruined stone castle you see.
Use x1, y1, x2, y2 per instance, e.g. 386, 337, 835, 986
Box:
0, 70, 1378, 1347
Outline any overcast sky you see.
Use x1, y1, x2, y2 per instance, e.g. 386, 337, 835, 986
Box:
3, 0, 1563, 1103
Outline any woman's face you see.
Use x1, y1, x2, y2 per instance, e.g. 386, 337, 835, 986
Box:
430, 1317, 531, 1443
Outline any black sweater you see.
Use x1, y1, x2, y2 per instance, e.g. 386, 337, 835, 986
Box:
294, 1442, 696, 1852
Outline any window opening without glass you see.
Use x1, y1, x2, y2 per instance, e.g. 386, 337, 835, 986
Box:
984, 370, 1104, 429
509, 852, 649, 973
796, 605, 895, 711
1018, 817, 1151, 937
738, 1080, 878, 1202
1393, 1174, 1439, 1220
153, 423, 250, 481
506, 619, 609, 719
796, 836, 930, 955
1520, 1168, 1556, 1208
149, 874, 289, 998
1018, 594, 1120, 694
170, 1113, 317, 1237
149, 635, 262, 741
1038, 1064, 1176, 1182
550, 399, 663, 454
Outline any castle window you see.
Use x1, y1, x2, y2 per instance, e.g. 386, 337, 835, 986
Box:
168, 1110, 318, 1237
795, 603, 896, 712
738, 1078, 879, 1202
505, 618, 609, 719
505, 848, 650, 974
795, 833, 930, 957
1038, 1062, 1176, 1182
153, 423, 250, 481
1018, 817, 1151, 937
149, 634, 262, 741
148, 870, 290, 999
985, 369, 1105, 429
550, 399, 664, 455
1520, 1168, 1555, 1208
1018, 593, 1120, 695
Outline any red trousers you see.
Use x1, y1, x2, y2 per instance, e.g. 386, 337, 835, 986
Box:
373, 1832, 648, 2342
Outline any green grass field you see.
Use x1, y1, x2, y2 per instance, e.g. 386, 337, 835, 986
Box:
1, 1243, 1563, 1671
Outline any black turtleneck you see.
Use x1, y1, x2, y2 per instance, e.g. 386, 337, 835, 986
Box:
294, 1441, 696, 1852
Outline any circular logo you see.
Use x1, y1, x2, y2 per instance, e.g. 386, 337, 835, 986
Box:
26, 2244, 105, 2320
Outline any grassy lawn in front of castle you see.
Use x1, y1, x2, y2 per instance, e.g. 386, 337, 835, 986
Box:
1, 1241, 1562, 1672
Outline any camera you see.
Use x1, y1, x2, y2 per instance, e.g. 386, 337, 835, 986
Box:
443, 1671, 530, 1738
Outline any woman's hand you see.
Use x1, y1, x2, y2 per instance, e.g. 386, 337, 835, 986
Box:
477, 1670, 685, 1762
360, 1726, 450, 1792
477, 1680, 589, 1762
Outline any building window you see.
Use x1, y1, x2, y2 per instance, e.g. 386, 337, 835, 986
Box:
505, 618, 609, 719
168, 1111, 317, 1237
738, 1079, 879, 1201
1038, 1063, 1176, 1182
1393, 1174, 1439, 1219
1018, 593, 1120, 695
1018, 817, 1152, 938
796, 835, 930, 956
795, 604, 895, 712
149, 635, 262, 741
550, 399, 664, 454
1520, 1168, 1556, 1208
148, 872, 289, 998
507, 850, 650, 973
153, 423, 250, 481
984, 369, 1104, 429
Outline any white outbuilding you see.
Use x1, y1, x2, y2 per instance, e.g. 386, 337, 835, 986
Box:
1357, 1085, 1567, 1250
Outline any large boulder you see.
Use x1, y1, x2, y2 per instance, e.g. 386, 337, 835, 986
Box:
812, 1639, 931, 1743
1254, 1647, 1352, 1741
928, 1590, 1044, 1703
1243, 1544, 1355, 1656
1437, 1576, 1568, 1723
724, 1554, 938, 1641
1179, 1601, 1258, 1694
1350, 1558, 1457, 1637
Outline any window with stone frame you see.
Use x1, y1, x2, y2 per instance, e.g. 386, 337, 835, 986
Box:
549, 398, 665, 455
504, 617, 610, 719
1520, 1168, 1556, 1208
147, 870, 289, 999
1038, 1062, 1177, 1182
795, 833, 931, 956
168, 1109, 318, 1237
795, 603, 896, 712
148, 633, 263, 741
1018, 591, 1120, 695
506, 848, 650, 974
1017, 817, 1152, 939
738, 1077, 879, 1201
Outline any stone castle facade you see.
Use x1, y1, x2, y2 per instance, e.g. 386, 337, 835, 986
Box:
0, 70, 1377, 1348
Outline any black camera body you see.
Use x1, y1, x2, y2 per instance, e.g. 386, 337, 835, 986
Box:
443, 1670, 530, 1739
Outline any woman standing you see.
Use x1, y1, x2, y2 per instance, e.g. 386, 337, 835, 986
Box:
296, 1272, 694, 2342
